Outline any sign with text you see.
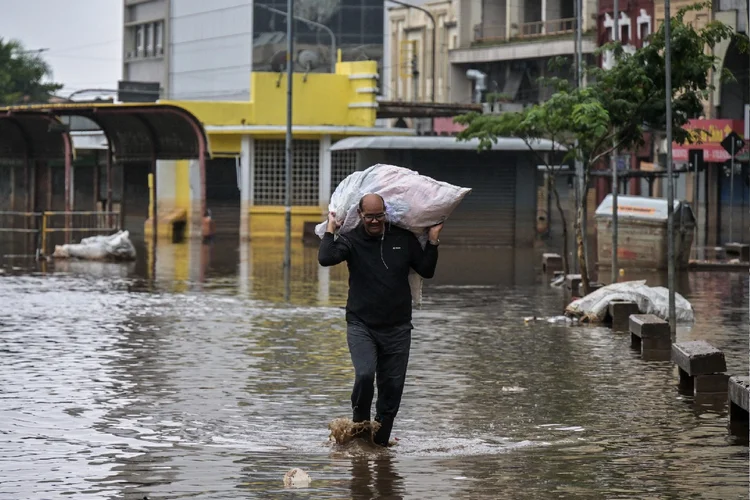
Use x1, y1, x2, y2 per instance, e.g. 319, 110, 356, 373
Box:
673, 119, 745, 163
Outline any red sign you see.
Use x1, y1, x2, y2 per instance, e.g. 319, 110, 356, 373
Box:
433, 117, 466, 135
673, 119, 744, 163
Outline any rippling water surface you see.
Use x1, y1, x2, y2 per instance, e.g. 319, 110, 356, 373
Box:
0, 240, 747, 499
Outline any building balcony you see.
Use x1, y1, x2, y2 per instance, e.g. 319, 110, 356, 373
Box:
474, 17, 578, 45
450, 26, 596, 65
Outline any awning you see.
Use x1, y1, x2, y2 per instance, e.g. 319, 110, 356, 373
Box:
0, 113, 69, 160
0, 103, 209, 162
329, 135, 564, 152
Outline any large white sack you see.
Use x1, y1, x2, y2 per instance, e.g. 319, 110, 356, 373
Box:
52, 230, 137, 261
316, 164, 471, 306
565, 280, 694, 323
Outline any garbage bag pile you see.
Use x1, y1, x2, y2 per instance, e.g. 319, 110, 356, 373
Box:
315, 164, 471, 306
52, 230, 137, 261
565, 280, 694, 323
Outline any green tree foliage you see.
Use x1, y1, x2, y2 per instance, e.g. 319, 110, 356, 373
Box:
0, 38, 63, 105
456, 3, 742, 292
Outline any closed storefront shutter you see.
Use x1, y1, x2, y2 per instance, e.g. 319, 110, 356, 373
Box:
409, 151, 516, 246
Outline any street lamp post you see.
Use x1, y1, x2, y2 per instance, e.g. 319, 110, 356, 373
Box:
664, 0, 676, 335
611, 0, 620, 284
284, 0, 295, 302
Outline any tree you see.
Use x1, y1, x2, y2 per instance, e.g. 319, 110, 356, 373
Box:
456, 3, 740, 294
0, 38, 63, 105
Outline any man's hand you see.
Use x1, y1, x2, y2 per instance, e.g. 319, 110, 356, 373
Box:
428, 223, 443, 243
326, 211, 340, 233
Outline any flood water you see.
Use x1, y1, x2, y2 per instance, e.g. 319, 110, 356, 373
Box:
0, 238, 747, 499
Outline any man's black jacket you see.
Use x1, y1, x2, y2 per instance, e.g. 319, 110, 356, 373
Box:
318, 224, 438, 328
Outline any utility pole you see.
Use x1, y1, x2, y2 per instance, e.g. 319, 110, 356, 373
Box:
611, 0, 620, 284
665, 0, 676, 335
411, 54, 420, 102
574, 0, 585, 274
283, 0, 294, 302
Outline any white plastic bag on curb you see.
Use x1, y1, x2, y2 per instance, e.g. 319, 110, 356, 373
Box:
315, 164, 471, 306
565, 280, 695, 323
52, 230, 137, 261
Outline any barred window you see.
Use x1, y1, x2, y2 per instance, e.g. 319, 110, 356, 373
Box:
254, 139, 319, 205
330, 148, 357, 195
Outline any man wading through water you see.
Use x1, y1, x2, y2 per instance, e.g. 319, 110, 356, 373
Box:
318, 193, 443, 447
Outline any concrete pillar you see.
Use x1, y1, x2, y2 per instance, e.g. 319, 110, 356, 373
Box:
239, 239, 253, 297
505, 0, 511, 39
449, 64, 472, 103
188, 159, 202, 239
541, 0, 547, 32
457, 0, 475, 47
240, 136, 254, 240
319, 135, 332, 209
156, 160, 176, 214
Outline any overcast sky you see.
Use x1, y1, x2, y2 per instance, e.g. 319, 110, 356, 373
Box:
0, 0, 123, 97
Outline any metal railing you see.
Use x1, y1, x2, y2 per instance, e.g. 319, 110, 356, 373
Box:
0, 211, 43, 234
0, 210, 120, 257
41, 211, 121, 256
474, 17, 578, 44
0, 211, 44, 258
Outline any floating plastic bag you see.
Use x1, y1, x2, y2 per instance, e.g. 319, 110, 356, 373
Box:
564, 280, 694, 323
315, 164, 471, 306
52, 230, 137, 261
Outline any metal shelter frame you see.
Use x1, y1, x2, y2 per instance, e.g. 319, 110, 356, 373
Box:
0, 103, 210, 242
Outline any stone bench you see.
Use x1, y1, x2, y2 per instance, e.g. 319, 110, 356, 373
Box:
565, 274, 582, 298
724, 243, 750, 262
671, 341, 728, 396
607, 300, 640, 332
542, 253, 563, 273
629, 314, 671, 361
728, 375, 749, 440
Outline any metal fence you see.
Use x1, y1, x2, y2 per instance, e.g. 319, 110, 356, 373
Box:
0, 211, 120, 257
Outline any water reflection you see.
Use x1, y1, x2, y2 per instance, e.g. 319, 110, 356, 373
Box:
349, 455, 404, 499
0, 237, 746, 499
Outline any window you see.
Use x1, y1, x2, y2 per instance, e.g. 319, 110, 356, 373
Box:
154, 21, 164, 55
128, 21, 164, 59
637, 9, 652, 46
145, 23, 153, 56
621, 25, 629, 44
135, 25, 144, 57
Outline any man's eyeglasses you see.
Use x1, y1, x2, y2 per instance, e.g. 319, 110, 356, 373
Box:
362, 213, 386, 222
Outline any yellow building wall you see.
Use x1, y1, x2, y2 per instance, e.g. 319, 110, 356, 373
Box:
249, 206, 324, 239
153, 61, 380, 240
248, 61, 378, 128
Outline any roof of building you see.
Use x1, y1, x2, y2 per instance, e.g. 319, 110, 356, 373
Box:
329, 135, 564, 152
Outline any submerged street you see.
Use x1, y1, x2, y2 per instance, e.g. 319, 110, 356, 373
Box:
0, 239, 747, 499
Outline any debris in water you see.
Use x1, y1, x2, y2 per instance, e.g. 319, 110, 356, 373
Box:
283, 468, 311, 488
328, 417, 381, 445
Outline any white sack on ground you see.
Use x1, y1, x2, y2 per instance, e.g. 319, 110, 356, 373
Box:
565, 280, 694, 323
52, 230, 137, 261
315, 164, 471, 306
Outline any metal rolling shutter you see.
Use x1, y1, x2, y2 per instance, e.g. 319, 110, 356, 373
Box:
410, 151, 516, 246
